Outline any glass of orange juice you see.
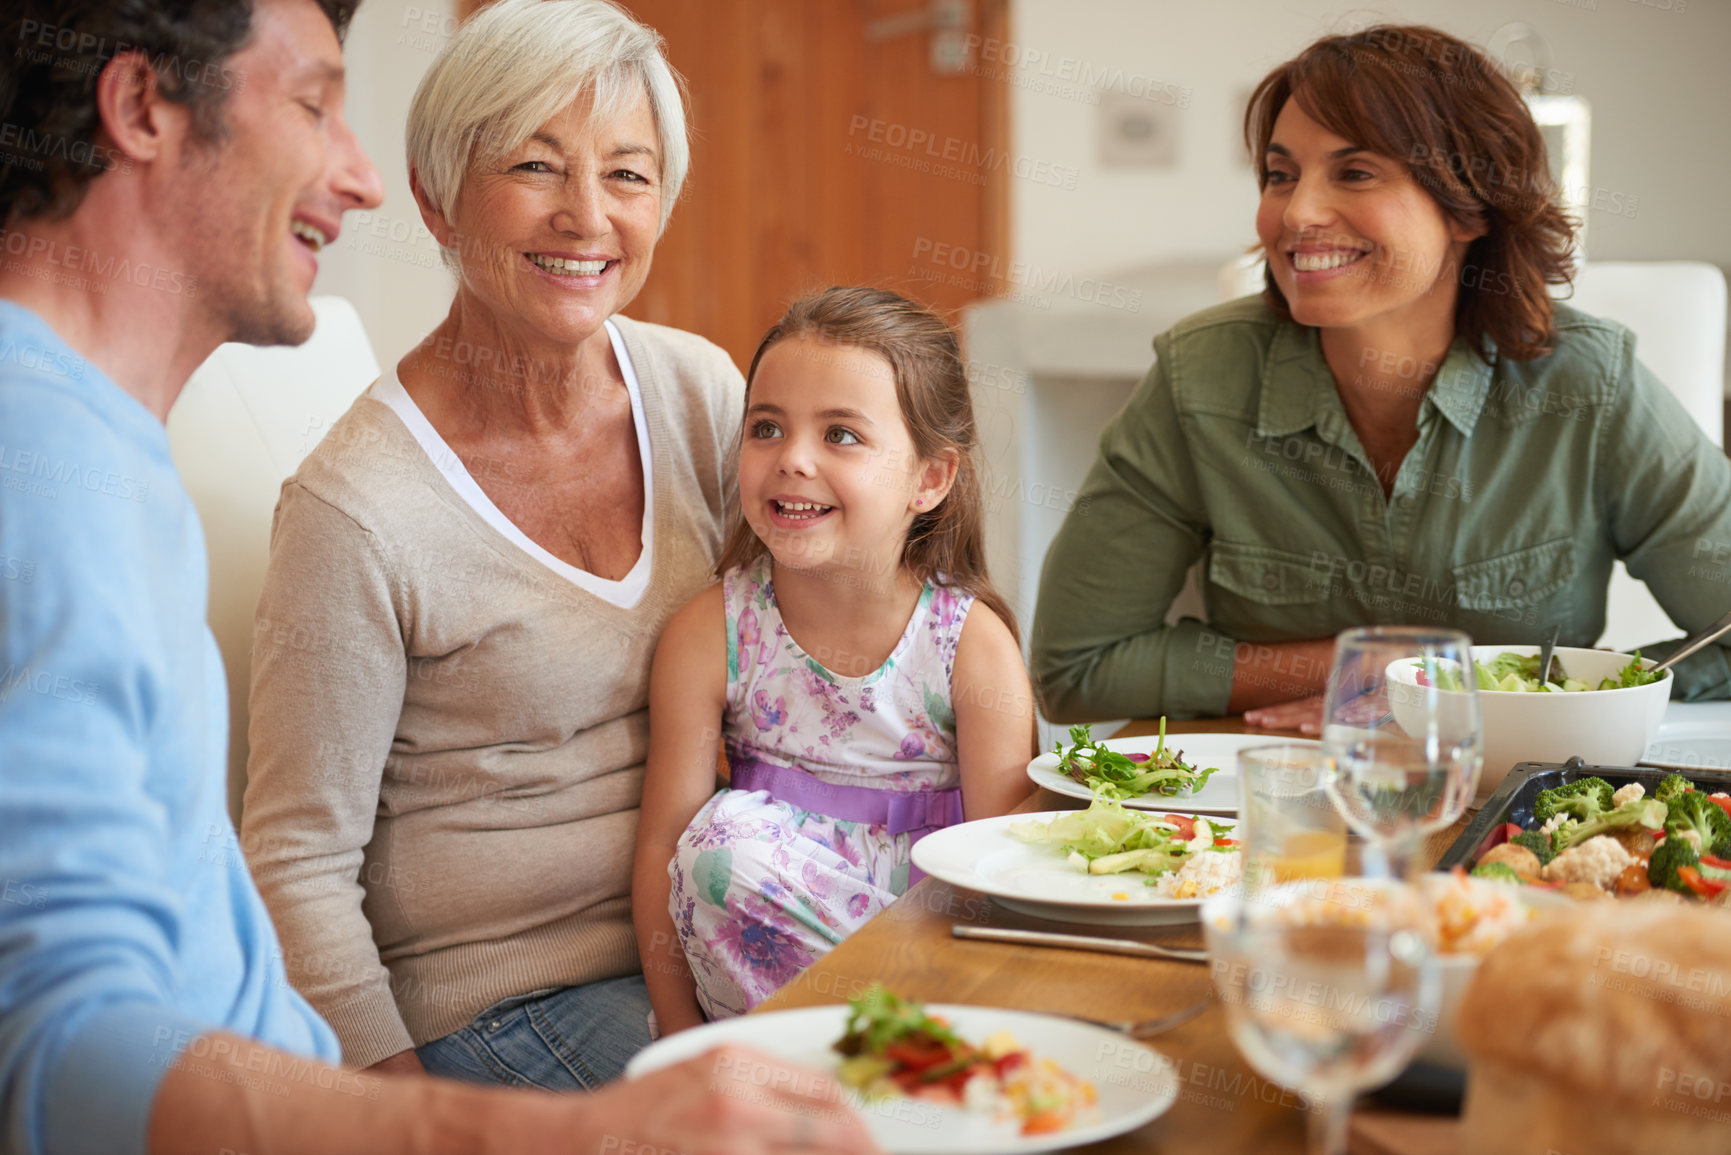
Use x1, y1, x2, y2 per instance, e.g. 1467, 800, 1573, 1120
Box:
1238, 744, 1348, 891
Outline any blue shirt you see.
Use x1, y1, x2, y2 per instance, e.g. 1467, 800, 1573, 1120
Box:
0, 302, 338, 1155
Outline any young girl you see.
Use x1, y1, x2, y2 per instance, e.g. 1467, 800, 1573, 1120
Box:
632, 287, 1034, 1031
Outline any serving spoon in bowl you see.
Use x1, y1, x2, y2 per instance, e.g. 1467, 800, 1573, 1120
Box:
1536, 624, 1560, 686
1650, 609, 1731, 676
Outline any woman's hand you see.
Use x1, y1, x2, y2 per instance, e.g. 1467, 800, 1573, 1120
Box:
1243, 695, 1325, 736
364, 1049, 427, 1076
1225, 638, 1336, 715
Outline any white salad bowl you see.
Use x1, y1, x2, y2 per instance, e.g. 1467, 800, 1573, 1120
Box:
1384, 645, 1670, 802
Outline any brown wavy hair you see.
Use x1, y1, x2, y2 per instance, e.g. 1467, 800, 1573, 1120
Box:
1, 0, 361, 225
715, 286, 1018, 643
1245, 24, 1578, 361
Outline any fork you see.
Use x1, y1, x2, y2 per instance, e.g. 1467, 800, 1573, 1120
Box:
1060, 997, 1213, 1039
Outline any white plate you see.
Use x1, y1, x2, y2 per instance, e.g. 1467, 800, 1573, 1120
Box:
1641, 718, 1731, 773
1029, 732, 1320, 814
911, 811, 1226, 926
625, 1003, 1177, 1154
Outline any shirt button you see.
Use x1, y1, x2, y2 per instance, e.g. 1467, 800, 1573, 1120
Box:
1507, 579, 1526, 597
1262, 573, 1279, 591
488, 1020, 502, 1032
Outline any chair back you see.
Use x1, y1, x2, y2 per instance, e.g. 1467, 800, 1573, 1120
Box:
166, 297, 381, 821
1566, 262, 1728, 651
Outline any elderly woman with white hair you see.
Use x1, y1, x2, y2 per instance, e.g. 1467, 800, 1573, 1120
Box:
241, 0, 742, 1088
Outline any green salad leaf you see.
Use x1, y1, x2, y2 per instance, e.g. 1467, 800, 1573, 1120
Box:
1010, 796, 1233, 876
1051, 719, 1220, 800
1416, 650, 1659, 693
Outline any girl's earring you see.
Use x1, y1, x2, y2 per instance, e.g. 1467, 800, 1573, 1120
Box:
915, 499, 924, 508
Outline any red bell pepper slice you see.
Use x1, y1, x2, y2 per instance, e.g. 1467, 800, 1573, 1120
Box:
1677, 865, 1726, 899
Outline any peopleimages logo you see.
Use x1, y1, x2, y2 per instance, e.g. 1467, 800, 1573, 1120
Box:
0, 230, 198, 298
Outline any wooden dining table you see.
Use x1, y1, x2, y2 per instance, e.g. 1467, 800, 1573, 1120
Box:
754, 717, 1472, 1154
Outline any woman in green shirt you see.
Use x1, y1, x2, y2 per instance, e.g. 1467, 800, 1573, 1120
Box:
1031, 24, 1731, 729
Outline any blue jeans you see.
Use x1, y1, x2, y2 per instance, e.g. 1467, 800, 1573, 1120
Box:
416, 975, 653, 1090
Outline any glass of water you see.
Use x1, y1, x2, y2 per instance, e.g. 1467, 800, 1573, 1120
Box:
1319, 627, 1482, 881
1204, 879, 1439, 1155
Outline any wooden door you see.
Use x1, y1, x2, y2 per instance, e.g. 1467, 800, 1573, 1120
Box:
465, 0, 1010, 367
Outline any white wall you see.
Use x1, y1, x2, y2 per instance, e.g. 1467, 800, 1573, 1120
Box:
312, 0, 459, 374
322, 1, 1731, 384
1008, 0, 1731, 284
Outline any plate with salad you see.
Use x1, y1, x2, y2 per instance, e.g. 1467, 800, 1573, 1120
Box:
911, 799, 1244, 925
625, 986, 1176, 1153
1026, 722, 1317, 814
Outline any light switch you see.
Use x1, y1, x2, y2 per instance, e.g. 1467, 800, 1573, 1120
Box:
1098, 89, 1178, 168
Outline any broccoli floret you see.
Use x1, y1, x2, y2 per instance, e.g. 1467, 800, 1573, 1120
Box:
1655, 774, 1695, 805
1552, 798, 1668, 854
1511, 829, 1556, 866
1649, 836, 1702, 895
1534, 777, 1614, 826
1663, 792, 1731, 855
1471, 862, 1524, 885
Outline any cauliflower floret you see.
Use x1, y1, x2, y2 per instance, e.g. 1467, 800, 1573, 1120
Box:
1153, 850, 1243, 899
1678, 828, 1704, 853
1611, 782, 1646, 808
1540, 813, 1570, 836
1542, 835, 1634, 890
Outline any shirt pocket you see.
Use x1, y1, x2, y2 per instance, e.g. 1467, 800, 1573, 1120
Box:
1451, 537, 1576, 612
1208, 541, 1335, 607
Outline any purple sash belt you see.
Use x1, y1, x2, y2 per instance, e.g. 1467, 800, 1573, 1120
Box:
728, 754, 964, 884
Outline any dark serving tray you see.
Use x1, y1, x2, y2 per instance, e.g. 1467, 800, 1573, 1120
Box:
1436, 757, 1731, 871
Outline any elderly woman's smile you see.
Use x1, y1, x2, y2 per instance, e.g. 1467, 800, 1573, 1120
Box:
433, 92, 662, 353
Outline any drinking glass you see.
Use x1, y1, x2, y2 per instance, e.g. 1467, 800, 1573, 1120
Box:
1204, 879, 1439, 1155
1238, 744, 1348, 892
1319, 627, 1482, 881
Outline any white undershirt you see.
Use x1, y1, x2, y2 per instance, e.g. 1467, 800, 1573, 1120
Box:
373, 318, 655, 608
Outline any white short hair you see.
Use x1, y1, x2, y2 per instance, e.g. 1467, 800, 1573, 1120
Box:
407, 0, 689, 236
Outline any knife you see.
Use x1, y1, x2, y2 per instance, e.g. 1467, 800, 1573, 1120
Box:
951, 924, 1208, 964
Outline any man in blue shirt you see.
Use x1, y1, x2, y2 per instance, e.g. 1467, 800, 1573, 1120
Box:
0, 2, 875, 1153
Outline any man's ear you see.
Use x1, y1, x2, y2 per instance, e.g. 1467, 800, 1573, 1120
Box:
95, 50, 178, 165
912, 446, 961, 513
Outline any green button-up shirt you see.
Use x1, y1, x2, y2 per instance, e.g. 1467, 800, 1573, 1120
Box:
1032, 296, 1731, 720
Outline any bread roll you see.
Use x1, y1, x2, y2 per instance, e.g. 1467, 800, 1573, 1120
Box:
1456, 902, 1731, 1152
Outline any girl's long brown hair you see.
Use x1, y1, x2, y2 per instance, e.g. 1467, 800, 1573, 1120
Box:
715, 286, 1018, 643
1245, 24, 1578, 361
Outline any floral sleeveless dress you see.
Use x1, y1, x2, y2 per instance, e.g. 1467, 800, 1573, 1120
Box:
668, 555, 972, 1019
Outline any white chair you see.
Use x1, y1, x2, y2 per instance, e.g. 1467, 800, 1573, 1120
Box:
1566, 262, 1728, 651
166, 297, 381, 822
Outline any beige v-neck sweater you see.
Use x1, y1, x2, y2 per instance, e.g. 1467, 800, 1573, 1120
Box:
241, 315, 742, 1068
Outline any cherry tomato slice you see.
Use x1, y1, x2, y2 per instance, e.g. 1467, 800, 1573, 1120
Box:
886, 1041, 955, 1071
1163, 814, 1197, 841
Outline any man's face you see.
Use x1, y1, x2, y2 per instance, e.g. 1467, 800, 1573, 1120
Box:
162, 0, 382, 346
